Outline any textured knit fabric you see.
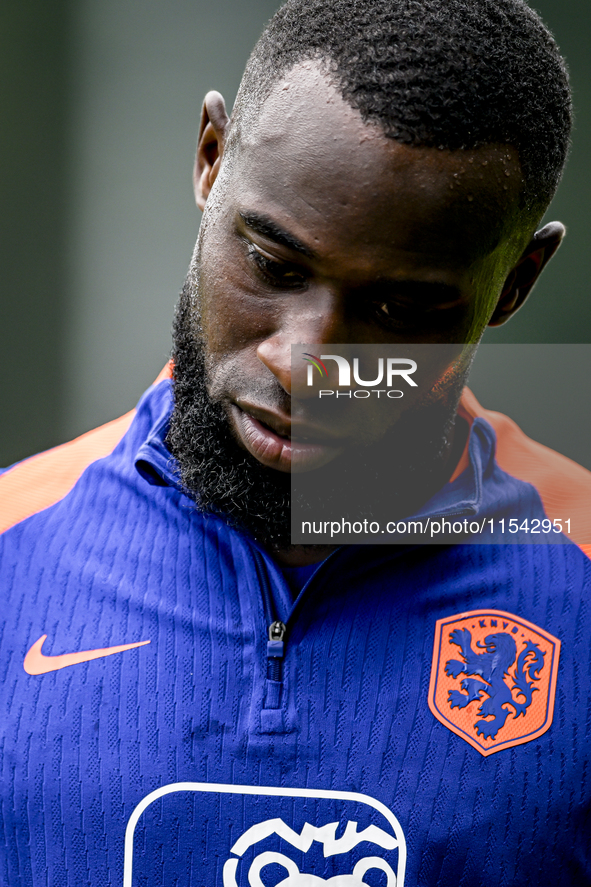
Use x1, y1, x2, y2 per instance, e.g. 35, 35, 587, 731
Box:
0, 378, 589, 887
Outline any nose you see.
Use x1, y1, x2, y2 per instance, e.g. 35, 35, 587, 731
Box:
256, 289, 345, 396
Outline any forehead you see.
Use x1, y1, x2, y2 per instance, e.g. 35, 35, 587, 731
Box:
229, 62, 523, 266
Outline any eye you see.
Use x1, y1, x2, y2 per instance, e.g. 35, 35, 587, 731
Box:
246, 243, 307, 289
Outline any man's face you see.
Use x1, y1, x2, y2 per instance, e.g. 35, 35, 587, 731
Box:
192, 63, 524, 476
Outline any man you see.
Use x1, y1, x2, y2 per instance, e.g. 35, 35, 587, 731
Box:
0, 0, 589, 884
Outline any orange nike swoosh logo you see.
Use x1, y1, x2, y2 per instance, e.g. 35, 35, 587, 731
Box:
23, 634, 151, 675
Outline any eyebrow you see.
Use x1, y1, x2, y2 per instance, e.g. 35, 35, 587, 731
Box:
238, 211, 462, 303
238, 211, 317, 259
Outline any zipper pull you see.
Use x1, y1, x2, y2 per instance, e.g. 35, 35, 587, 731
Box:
268, 621, 286, 642
267, 621, 286, 683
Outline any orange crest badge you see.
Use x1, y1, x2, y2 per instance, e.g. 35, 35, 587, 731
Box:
428, 609, 560, 756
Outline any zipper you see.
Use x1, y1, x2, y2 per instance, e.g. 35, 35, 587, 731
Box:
267, 620, 287, 683
253, 550, 287, 710
252, 545, 341, 721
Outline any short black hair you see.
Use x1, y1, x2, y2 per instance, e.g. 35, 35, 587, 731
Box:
231, 0, 571, 221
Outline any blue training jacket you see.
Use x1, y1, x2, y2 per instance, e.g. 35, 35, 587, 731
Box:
0, 375, 590, 887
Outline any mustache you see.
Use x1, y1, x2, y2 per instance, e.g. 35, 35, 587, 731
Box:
210, 361, 291, 419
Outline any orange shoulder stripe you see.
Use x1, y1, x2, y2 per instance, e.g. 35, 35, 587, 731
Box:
0, 363, 173, 536
461, 388, 591, 551
0, 410, 135, 535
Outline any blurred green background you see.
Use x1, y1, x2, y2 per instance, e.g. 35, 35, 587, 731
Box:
1, 0, 590, 467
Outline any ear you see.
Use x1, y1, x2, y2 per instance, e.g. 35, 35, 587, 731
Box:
488, 221, 566, 327
193, 91, 230, 211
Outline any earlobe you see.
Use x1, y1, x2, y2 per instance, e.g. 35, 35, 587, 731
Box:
193, 91, 230, 211
488, 221, 566, 327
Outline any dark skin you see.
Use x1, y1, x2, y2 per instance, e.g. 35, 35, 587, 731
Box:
189, 63, 565, 565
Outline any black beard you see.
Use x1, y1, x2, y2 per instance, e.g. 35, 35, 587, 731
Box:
166, 283, 292, 547
166, 281, 467, 550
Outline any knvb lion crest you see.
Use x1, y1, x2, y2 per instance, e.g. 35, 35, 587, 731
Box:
428, 609, 560, 756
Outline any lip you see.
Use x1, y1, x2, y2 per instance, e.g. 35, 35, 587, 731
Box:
230, 403, 345, 473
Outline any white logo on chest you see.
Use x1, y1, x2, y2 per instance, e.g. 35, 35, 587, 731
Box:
123, 782, 406, 887
223, 818, 398, 887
